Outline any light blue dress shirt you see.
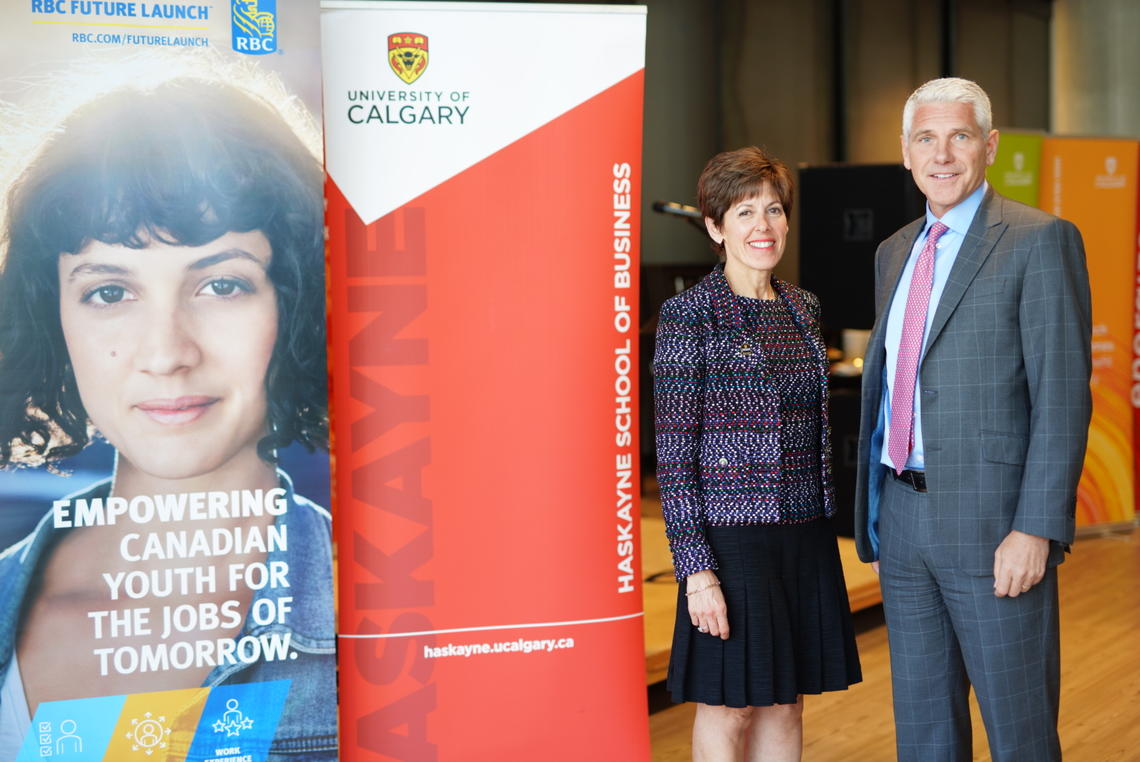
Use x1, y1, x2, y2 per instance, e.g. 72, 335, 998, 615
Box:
880, 181, 988, 472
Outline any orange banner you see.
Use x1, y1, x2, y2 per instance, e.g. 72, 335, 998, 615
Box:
1039, 137, 1138, 525
1134, 149, 1140, 517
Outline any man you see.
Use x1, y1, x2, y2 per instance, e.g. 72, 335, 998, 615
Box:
854, 77, 1092, 761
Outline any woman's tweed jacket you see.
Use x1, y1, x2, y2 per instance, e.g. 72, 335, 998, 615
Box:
654, 266, 836, 579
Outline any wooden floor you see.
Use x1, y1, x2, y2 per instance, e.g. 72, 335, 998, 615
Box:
647, 526, 1140, 761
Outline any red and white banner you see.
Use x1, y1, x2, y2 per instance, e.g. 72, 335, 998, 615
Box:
321, 2, 649, 759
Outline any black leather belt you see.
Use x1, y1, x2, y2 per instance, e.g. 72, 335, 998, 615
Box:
892, 469, 927, 492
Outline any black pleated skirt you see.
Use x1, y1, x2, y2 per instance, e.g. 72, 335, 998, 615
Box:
666, 519, 862, 707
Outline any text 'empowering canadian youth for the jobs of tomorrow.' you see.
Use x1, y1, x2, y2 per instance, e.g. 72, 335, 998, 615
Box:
51, 488, 298, 677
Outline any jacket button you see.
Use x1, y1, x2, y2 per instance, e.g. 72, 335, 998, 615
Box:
718, 457, 728, 466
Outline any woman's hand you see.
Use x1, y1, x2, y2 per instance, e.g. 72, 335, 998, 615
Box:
686, 570, 729, 640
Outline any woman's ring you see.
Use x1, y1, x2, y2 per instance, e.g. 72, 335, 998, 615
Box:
698, 626, 708, 633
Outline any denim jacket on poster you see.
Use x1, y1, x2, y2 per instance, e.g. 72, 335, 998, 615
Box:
0, 470, 337, 760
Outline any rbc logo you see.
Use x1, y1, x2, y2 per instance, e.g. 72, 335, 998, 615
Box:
232, 0, 277, 55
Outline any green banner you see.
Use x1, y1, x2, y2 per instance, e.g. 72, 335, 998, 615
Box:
987, 131, 1044, 206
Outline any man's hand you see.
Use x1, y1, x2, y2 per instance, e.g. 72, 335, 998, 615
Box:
993, 530, 1049, 597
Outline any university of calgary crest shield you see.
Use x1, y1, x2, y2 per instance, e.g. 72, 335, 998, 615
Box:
388, 32, 429, 84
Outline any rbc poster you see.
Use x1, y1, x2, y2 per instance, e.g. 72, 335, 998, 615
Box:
0, 1, 335, 760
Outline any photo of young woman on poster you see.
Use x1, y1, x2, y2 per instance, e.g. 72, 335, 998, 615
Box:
0, 73, 335, 759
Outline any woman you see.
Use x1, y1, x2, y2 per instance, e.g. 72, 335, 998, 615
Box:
0, 77, 335, 759
655, 146, 861, 761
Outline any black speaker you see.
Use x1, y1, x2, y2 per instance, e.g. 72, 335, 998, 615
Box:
827, 376, 862, 537
798, 164, 926, 347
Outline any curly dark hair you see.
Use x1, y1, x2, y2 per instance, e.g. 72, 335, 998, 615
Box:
0, 78, 327, 467
697, 146, 794, 256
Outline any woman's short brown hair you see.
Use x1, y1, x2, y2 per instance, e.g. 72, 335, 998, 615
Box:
697, 146, 794, 253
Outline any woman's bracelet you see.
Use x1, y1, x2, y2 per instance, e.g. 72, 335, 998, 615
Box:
685, 580, 720, 597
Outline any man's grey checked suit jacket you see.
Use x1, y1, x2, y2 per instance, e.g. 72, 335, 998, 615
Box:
853, 187, 1092, 575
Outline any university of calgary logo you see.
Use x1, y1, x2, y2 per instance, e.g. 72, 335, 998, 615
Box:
389, 32, 429, 84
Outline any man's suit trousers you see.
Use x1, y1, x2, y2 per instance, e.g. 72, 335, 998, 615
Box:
879, 471, 1061, 762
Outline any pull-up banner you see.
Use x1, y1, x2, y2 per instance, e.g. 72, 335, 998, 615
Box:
321, 2, 649, 759
0, 2, 335, 761
1039, 137, 1138, 527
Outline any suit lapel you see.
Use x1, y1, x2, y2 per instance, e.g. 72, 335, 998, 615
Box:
878, 218, 924, 315
773, 278, 828, 369
923, 189, 1007, 357
707, 265, 745, 330
865, 217, 924, 379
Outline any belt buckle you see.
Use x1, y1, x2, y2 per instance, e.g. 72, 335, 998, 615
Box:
906, 469, 927, 492
892, 468, 927, 492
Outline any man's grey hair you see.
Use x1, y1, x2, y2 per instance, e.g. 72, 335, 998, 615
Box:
902, 77, 993, 140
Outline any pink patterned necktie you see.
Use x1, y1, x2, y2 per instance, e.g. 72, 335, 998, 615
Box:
888, 221, 949, 475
